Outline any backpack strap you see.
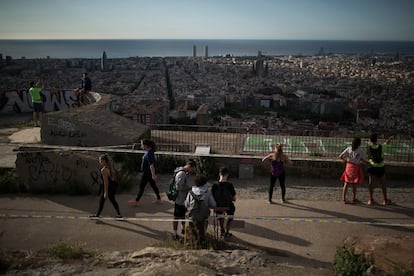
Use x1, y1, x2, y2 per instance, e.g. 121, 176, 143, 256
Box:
189, 190, 198, 200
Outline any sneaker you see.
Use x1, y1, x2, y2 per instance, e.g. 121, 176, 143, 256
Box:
116, 215, 123, 219
367, 199, 374, 205
267, 200, 273, 204
382, 199, 390, 205
153, 199, 163, 205
280, 199, 286, 204
128, 199, 138, 206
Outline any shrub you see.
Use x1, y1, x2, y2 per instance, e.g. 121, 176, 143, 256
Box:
49, 242, 84, 259
333, 246, 370, 276
193, 156, 217, 180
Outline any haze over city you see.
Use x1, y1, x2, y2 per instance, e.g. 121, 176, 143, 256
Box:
1, 0, 414, 41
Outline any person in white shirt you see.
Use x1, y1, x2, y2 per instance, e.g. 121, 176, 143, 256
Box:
339, 137, 368, 204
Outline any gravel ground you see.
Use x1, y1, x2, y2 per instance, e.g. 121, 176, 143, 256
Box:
231, 175, 414, 203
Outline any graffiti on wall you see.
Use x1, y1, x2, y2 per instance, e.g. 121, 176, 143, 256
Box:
17, 152, 101, 191
46, 117, 87, 144
0, 90, 79, 114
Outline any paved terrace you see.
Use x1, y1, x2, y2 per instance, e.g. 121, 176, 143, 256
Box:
1, 117, 413, 271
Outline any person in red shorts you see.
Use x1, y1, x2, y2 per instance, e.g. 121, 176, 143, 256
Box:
339, 137, 368, 204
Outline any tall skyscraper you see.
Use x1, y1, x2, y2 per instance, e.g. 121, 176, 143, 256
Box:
101, 51, 107, 71
192, 45, 197, 57
204, 45, 208, 58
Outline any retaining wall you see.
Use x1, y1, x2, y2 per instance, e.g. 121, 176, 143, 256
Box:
16, 91, 150, 192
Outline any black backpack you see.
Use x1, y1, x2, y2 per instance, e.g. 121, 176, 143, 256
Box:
369, 144, 383, 163
166, 169, 185, 201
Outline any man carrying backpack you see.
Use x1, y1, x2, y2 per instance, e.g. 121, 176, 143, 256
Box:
212, 167, 236, 238
185, 175, 216, 247
172, 159, 197, 240
366, 133, 393, 205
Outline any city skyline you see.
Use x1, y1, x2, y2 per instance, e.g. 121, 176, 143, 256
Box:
0, 0, 413, 41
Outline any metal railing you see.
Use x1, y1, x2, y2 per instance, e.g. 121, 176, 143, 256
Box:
148, 124, 414, 164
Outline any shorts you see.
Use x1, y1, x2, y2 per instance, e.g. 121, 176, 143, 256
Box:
33, 102, 44, 113
215, 204, 235, 216
340, 162, 364, 184
367, 166, 385, 178
174, 203, 187, 218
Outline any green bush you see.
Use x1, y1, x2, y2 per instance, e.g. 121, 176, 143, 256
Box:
333, 246, 370, 276
193, 156, 217, 180
156, 155, 187, 174
49, 242, 84, 259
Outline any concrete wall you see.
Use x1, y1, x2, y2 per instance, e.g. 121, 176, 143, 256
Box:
41, 92, 150, 146
16, 151, 101, 194
1, 90, 81, 114
16, 91, 150, 192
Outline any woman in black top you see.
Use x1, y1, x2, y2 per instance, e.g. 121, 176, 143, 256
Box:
91, 154, 122, 218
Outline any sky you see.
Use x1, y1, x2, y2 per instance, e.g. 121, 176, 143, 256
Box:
0, 0, 413, 41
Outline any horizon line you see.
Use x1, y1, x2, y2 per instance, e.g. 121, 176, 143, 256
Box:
1, 38, 414, 42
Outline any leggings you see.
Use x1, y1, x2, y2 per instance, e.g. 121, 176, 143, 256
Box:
269, 172, 286, 201
96, 183, 121, 216
136, 173, 161, 201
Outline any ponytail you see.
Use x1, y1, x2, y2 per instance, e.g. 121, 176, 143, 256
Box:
100, 154, 116, 180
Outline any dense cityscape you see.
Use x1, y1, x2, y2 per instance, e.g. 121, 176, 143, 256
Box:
1, 50, 413, 138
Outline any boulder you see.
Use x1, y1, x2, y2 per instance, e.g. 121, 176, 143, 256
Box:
343, 235, 414, 275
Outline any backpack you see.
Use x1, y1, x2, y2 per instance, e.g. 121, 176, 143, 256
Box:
166, 169, 185, 201
213, 183, 233, 209
188, 190, 210, 221
369, 144, 383, 164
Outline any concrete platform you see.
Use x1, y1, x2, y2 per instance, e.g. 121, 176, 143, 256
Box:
0, 194, 413, 268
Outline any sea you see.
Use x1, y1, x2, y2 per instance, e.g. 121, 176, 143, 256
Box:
1, 39, 414, 59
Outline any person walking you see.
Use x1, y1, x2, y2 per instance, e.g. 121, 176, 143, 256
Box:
339, 137, 368, 204
171, 159, 197, 240
128, 139, 162, 206
366, 134, 393, 205
90, 154, 122, 218
28, 80, 44, 127
262, 143, 293, 204
211, 167, 236, 238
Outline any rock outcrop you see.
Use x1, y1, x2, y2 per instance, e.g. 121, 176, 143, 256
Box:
343, 235, 414, 275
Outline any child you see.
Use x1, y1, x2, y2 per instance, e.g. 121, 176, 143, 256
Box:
185, 175, 216, 246
212, 167, 236, 238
